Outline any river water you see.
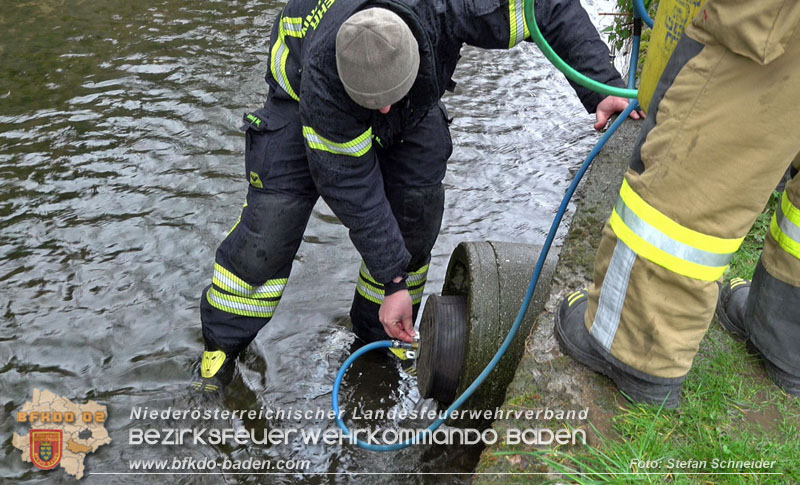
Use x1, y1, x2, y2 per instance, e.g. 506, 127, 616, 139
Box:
1, 0, 618, 482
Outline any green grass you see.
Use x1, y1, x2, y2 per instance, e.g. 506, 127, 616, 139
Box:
516, 336, 800, 483
493, 191, 800, 484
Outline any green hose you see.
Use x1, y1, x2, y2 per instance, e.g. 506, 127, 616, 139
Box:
524, 0, 639, 99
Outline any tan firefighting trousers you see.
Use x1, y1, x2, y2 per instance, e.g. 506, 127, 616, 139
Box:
585, 0, 800, 378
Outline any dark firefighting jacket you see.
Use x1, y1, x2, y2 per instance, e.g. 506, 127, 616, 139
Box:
264, 0, 625, 284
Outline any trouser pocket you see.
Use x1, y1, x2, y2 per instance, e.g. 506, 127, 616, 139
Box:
242, 108, 290, 189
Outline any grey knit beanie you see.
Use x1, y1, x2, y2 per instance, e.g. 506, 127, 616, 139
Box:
335, 8, 420, 110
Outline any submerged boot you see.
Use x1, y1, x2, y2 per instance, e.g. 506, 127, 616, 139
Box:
555, 290, 683, 408
191, 349, 237, 394
716, 275, 800, 396
389, 345, 418, 376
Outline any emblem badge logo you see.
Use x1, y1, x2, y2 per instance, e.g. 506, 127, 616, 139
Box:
30, 429, 63, 470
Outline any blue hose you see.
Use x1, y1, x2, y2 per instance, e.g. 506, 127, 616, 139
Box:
633, 0, 655, 29
628, 19, 642, 90
333, 100, 641, 452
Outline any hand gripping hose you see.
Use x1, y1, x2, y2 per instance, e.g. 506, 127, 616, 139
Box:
333, 100, 640, 451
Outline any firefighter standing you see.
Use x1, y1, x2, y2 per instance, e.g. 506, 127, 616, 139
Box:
556, 0, 800, 407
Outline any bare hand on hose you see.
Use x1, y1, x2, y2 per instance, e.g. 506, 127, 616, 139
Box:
379, 290, 416, 343
594, 95, 643, 131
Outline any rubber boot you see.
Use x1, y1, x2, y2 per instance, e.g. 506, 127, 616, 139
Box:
715, 277, 750, 340
776, 166, 794, 192
190, 348, 238, 394
716, 261, 800, 396
555, 291, 684, 408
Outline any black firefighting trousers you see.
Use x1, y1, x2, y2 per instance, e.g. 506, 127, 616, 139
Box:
200, 100, 452, 354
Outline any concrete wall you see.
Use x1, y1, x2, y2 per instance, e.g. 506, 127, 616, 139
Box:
473, 119, 644, 481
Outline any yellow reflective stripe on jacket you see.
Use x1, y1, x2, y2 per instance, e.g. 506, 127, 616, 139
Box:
355, 279, 425, 305
207, 288, 279, 318
509, 0, 530, 48
357, 262, 429, 305
212, 263, 287, 299
359, 262, 429, 287
271, 16, 300, 101
302, 126, 372, 157
281, 16, 304, 37
771, 191, 800, 260
609, 180, 744, 281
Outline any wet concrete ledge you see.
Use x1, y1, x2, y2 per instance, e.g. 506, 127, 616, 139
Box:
473, 118, 644, 481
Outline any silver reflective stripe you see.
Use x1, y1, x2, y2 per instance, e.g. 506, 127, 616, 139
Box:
359, 261, 428, 287
272, 40, 293, 96
213, 269, 285, 298
359, 262, 378, 284
615, 198, 733, 268
408, 265, 429, 286
357, 280, 385, 303
409, 286, 424, 304
358, 261, 431, 298
282, 17, 303, 36
303, 130, 372, 156
208, 289, 278, 315
591, 240, 636, 350
214, 269, 249, 294
357, 261, 428, 304
777, 200, 800, 244
212, 263, 286, 298
510, 0, 527, 46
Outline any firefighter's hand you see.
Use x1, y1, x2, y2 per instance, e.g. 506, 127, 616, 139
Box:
379, 290, 416, 343
594, 95, 643, 131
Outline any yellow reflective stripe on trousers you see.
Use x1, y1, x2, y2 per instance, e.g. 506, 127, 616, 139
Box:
356, 279, 384, 304
212, 263, 287, 299
609, 180, 743, 281
408, 264, 430, 287
771, 191, 800, 260
270, 16, 300, 101
409, 285, 424, 304
302, 126, 372, 157
358, 262, 381, 286
508, 0, 530, 47
207, 288, 279, 318
227, 200, 247, 236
